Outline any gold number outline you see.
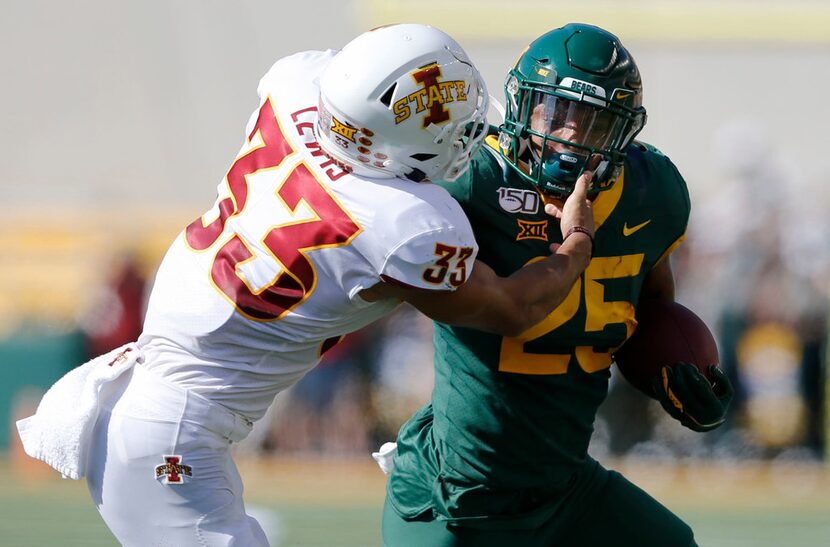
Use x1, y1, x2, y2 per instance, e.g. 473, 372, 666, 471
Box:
498, 254, 645, 375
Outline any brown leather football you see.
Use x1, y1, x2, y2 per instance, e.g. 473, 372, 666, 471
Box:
613, 298, 719, 398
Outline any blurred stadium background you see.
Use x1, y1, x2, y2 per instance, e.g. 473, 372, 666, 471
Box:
2, 0, 829, 545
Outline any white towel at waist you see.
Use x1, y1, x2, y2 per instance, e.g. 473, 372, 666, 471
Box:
16, 342, 142, 480
372, 441, 398, 475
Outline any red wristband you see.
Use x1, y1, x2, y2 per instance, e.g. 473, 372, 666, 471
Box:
564, 225, 594, 254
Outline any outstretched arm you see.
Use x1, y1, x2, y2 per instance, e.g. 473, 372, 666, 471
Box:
397, 234, 590, 336
361, 171, 594, 336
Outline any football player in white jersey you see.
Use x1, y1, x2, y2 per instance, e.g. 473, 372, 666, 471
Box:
32, 24, 595, 546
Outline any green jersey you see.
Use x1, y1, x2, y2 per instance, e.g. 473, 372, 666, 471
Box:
388, 137, 690, 525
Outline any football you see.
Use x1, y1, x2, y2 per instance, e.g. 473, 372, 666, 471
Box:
612, 299, 719, 398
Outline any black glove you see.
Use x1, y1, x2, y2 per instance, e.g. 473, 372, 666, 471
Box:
651, 362, 734, 432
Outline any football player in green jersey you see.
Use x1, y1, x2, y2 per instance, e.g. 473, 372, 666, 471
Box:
381, 23, 734, 546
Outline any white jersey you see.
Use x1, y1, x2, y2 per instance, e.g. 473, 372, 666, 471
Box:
139, 50, 478, 420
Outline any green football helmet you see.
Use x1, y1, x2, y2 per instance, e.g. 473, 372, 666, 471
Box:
498, 23, 647, 199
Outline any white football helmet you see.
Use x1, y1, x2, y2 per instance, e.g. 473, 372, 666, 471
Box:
315, 24, 489, 182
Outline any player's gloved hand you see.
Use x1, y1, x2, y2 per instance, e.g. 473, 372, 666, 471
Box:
651, 362, 733, 432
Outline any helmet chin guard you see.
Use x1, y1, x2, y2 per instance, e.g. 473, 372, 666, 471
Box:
315, 24, 489, 182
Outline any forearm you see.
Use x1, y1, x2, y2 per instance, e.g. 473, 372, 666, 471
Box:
389, 239, 586, 335
500, 233, 591, 333
370, 233, 591, 336
452, 233, 590, 336
396, 166, 596, 335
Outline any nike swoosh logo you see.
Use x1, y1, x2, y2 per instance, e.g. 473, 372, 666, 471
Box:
623, 220, 651, 236
614, 91, 632, 100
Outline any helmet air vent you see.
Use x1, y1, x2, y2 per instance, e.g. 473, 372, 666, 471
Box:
410, 153, 438, 162
405, 168, 427, 182
379, 83, 397, 108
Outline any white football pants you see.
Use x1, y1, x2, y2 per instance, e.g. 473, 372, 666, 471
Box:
86, 364, 268, 546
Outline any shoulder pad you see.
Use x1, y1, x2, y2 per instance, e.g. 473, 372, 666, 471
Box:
631, 140, 666, 157
484, 134, 500, 152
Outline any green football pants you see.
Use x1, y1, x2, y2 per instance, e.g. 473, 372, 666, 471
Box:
382, 460, 696, 547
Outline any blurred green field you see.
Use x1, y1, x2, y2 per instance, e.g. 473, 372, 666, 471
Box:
3, 455, 830, 546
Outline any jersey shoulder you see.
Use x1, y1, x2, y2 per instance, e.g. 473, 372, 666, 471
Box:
367, 179, 479, 291
374, 180, 474, 240
257, 49, 335, 98
623, 140, 691, 222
